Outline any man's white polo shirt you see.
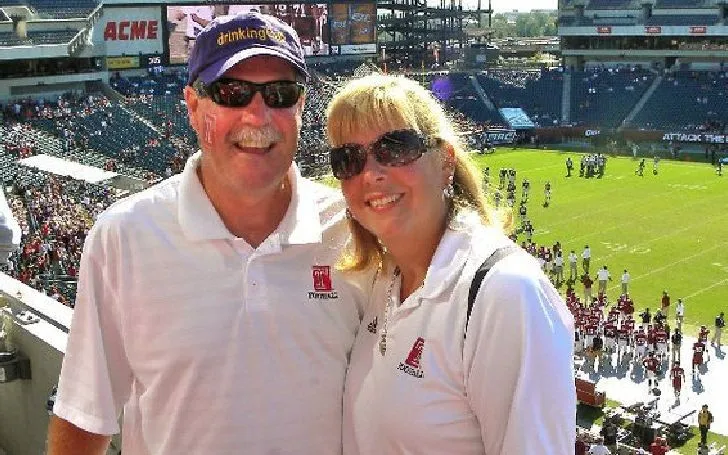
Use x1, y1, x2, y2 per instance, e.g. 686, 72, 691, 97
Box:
54, 152, 366, 455
343, 213, 576, 455
597, 268, 610, 282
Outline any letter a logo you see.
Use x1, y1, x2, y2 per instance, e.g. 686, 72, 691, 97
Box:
404, 337, 425, 369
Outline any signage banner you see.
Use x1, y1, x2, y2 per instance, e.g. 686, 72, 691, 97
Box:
106, 56, 140, 69
92, 6, 163, 56
663, 132, 728, 144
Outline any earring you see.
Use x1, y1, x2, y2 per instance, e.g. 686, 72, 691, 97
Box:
443, 175, 455, 199
345, 208, 353, 219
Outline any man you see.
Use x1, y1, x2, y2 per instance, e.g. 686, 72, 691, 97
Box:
554, 251, 564, 285
698, 404, 713, 446
675, 298, 684, 329
48, 13, 366, 455
712, 311, 725, 346
660, 290, 670, 317
670, 361, 685, 401
693, 337, 706, 376
176, 5, 215, 58
649, 436, 670, 455
588, 437, 611, 455
543, 180, 551, 207
671, 327, 682, 364
582, 244, 591, 275
597, 265, 611, 295
621, 269, 630, 295
600, 420, 618, 452
568, 249, 578, 281
642, 351, 659, 392
566, 156, 573, 177
582, 273, 593, 304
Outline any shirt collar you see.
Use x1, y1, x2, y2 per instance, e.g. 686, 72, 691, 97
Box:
178, 151, 323, 245
415, 211, 508, 303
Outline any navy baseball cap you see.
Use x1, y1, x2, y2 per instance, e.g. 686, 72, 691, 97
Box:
187, 12, 309, 86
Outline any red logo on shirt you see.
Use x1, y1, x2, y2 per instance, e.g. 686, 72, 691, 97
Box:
397, 338, 425, 379
405, 337, 425, 368
312, 265, 332, 291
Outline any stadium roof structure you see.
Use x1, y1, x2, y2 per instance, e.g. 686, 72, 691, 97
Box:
18, 154, 117, 184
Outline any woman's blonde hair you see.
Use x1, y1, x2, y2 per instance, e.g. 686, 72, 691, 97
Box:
326, 74, 512, 271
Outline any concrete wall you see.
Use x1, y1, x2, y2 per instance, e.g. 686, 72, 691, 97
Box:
0, 316, 63, 455
0, 274, 121, 455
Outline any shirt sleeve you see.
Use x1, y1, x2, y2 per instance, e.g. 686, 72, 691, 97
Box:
463, 253, 576, 455
53, 214, 133, 435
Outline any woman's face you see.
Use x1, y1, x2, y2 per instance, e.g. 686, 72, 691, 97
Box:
339, 126, 452, 247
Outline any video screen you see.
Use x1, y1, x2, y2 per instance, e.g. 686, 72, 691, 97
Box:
166, 4, 330, 65
330, 3, 376, 45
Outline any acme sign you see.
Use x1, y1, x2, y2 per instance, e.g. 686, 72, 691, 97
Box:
103, 20, 159, 41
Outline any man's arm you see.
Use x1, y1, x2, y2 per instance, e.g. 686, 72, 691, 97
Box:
47, 416, 111, 455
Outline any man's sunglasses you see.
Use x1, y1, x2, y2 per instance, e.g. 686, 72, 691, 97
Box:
197, 78, 305, 109
330, 129, 443, 180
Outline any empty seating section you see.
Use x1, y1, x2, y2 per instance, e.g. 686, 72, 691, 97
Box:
30, 0, 97, 18
587, 0, 634, 9
645, 14, 718, 25
631, 71, 728, 130
570, 68, 654, 128
0, 32, 31, 47
655, 0, 703, 8
431, 72, 504, 125
27, 30, 79, 44
0, 30, 79, 46
477, 70, 563, 127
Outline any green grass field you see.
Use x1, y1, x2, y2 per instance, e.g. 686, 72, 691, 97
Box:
472, 148, 727, 338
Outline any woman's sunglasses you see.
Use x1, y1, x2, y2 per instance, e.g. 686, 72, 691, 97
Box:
197, 78, 305, 109
330, 129, 443, 180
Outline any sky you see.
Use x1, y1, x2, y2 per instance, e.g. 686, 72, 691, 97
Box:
461, 0, 558, 12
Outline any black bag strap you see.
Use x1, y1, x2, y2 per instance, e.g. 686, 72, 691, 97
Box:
465, 245, 520, 338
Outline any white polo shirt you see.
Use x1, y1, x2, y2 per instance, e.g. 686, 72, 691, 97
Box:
621, 272, 630, 284
54, 152, 366, 455
582, 248, 591, 259
597, 268, 610, 281
343, 214, 576, 455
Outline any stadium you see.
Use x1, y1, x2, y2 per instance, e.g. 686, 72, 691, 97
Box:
0, 0, 726, 453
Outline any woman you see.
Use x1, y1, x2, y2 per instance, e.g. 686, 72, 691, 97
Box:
326, 74, 575, 454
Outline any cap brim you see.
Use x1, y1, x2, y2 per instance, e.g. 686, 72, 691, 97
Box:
198, 47, 309, 84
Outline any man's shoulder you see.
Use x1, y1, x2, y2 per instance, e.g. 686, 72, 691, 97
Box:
298, 177, 346, 224
92, 176, 181, 232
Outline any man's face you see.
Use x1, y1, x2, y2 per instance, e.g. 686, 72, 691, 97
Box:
184, 56, 304, 200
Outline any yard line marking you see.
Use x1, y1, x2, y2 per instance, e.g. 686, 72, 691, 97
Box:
682, 278, 728, 301
599, 210, 728, 264
607, 241, 728, 292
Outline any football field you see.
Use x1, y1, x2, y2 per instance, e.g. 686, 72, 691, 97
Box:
473, 148, 728, 337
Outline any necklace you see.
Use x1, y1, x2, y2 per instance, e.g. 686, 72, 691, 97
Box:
379, 266, 400, 356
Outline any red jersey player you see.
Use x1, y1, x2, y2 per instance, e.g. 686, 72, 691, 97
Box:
670, 361, 685, 401
692, 339, 706, 376
654, 325, 669, 360
661, 290, 670, 316
642, 351, 660, 390
698, 325, 711, 362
